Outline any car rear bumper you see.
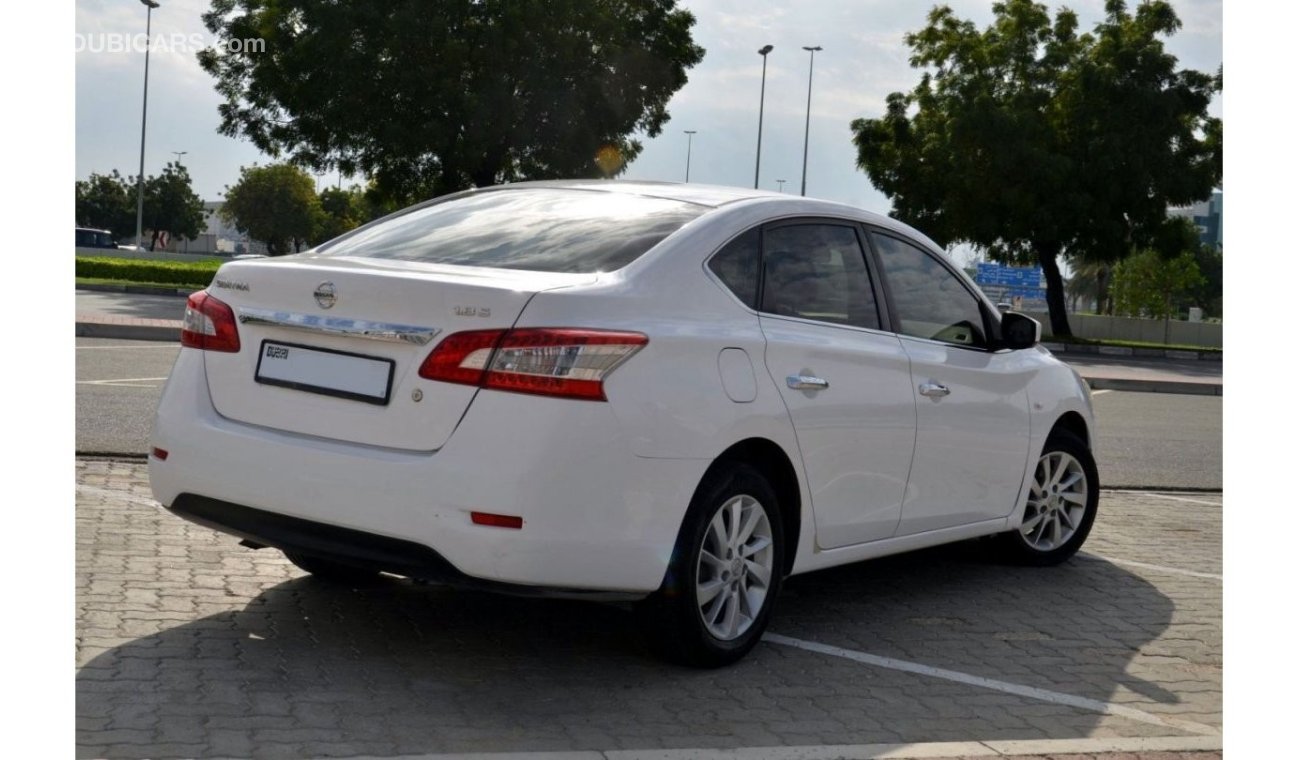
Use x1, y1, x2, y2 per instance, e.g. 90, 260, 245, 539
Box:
149, 349, 708, 594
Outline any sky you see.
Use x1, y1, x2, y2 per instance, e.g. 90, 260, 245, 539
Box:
74, 0, 1223, 218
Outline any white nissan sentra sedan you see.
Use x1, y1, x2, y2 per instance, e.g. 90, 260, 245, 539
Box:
149, 180, 1098, 667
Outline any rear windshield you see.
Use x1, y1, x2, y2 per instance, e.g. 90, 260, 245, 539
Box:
318, 188, 706, 273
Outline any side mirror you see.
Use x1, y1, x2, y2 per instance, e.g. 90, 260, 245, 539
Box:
1001, 312, 1040, 350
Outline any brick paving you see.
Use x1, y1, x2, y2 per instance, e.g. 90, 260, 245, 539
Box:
76, 461, 1221, 759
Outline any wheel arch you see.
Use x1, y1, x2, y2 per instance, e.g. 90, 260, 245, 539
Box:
1050, 410, 1091, 448
705, 437, 803, 578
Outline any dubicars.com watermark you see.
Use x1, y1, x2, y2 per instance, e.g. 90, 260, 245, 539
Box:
75, 33, 265, 55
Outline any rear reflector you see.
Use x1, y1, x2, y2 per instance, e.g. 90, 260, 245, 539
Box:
150, 447, 169, 461
180, 291, 241, 352
419, 328, 647, 401
470, 511, 524, 529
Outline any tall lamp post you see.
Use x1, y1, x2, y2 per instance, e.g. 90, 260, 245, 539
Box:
754, 44, 773, 189
135, 0, 161, 248
800, 45, 822, 197
171, 150, 187, 165
776, 179, 786, 193
683, 130, 697, 182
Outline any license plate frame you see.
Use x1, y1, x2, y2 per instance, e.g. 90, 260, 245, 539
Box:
254, 339, 395, 406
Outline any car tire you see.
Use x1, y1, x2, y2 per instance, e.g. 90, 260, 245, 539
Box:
998, 430, 1099, 566
641, 463, 785, 668
285, 551, 382, 584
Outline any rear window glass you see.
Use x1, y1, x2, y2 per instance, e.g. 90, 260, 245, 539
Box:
318, 188, 706, 273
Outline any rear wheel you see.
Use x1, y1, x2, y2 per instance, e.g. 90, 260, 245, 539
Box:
998, 430, 1099, 566
285, 551, 382, 584
642, 463, 784, 667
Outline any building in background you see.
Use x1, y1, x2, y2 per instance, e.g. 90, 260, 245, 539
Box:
1169, 190, 1222, 249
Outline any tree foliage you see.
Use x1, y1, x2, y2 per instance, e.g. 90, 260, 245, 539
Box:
1110, 249, 1203, 320
76, 171, 136, 240
221, 163, 322, 255
76, 164, 205, 248
852, 0, 1221, 337
144, 162, 206, 250
199, 0, 704, 204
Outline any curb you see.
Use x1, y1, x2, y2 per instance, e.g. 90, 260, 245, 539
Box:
76, 283, 197, 298
1086, 377, 1222, 396
1042, 342, 1222, 362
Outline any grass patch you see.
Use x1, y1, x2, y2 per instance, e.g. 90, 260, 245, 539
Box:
76, 277, 200, 292
76, 256, 221, 288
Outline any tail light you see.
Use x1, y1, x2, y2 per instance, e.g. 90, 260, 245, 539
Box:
180, 291, 241, 352
419, 328, 647, 401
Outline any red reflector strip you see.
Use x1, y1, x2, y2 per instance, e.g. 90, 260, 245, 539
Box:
470, 511, 523, 529
150, 447, 169, 461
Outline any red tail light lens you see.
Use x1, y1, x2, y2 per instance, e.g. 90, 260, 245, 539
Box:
417, 329, 507, 385
180, 291, 241, 352
419, 328, 647, 401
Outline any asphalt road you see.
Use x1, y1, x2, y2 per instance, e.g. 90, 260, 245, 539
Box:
75, 337, 1222, 489
76, 290, 190, 321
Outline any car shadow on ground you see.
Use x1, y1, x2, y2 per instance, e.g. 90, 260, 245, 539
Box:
77, 542, 1178, 759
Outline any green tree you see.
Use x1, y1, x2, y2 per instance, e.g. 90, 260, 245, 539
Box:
852, 0, 1221, 337
75, 171, 135, 240
221, 163, 322, 255
317, 186, 366, 242
143, 162, 206, 250
1188, 242, 1222, 318
1110, 249, 1203, 321
199, 0, 704, 204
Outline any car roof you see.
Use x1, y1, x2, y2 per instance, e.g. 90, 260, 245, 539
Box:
494, 180, 938, 250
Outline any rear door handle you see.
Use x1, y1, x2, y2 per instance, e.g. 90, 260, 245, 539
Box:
919, 381, 950, 398
787, 375, 829, 391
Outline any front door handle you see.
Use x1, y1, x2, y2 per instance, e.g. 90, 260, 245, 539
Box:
787, 375, 830, 391
919, 381, 950, 398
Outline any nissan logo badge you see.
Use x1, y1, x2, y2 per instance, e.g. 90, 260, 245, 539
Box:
314, 281, 336, 309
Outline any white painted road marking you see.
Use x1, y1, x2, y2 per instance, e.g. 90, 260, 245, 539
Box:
764, 633, 1220, 737
1090, 388, 1113, 395
76, 376, 168, 388
76, 344, 179, 349
345, 736, 1224, 760
1111, 490, 1222, 507
1087, 554, 1222, 580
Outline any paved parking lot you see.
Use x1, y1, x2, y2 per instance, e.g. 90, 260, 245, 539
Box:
76, 460, 1221, 759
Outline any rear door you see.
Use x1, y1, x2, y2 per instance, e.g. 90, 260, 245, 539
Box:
755, 220, 916, 549
868, 230, 1033, 535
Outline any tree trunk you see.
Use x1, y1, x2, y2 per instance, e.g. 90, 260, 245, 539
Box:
1035, 242, 1072, 338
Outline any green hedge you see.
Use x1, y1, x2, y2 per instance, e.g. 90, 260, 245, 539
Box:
75, 257, 224, 288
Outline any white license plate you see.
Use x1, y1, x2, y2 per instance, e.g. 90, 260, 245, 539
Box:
254, 340, 395, 405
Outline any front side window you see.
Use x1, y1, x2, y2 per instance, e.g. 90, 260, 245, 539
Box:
760, 224, 880, 330
318, 188, 706, 273
872, 232, 989, 348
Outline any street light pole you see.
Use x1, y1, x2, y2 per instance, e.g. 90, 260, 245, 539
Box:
135, 0, 161, 248
683, 130, 697, 183
171, 150, 187, 165
776, 179, 786, 193
754, 44, 773, 189
800, 45, 822, 197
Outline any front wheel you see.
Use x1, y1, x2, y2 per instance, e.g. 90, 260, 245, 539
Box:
997, 430, 1099, 566
642, 463, 785, 668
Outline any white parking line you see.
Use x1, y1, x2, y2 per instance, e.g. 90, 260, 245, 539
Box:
76, 376, 168, 388
76, 344, 179, 349
1112, 490, 1222, 507
1086, 554, 1222, 580
75, 484, 160, 509
763, 633, 1220, 737
1090, 389, 1113, 395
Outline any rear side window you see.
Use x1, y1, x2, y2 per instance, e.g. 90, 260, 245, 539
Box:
318, 189, 706, 273
760, 224, 880, 330
707, 228, 760, 308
